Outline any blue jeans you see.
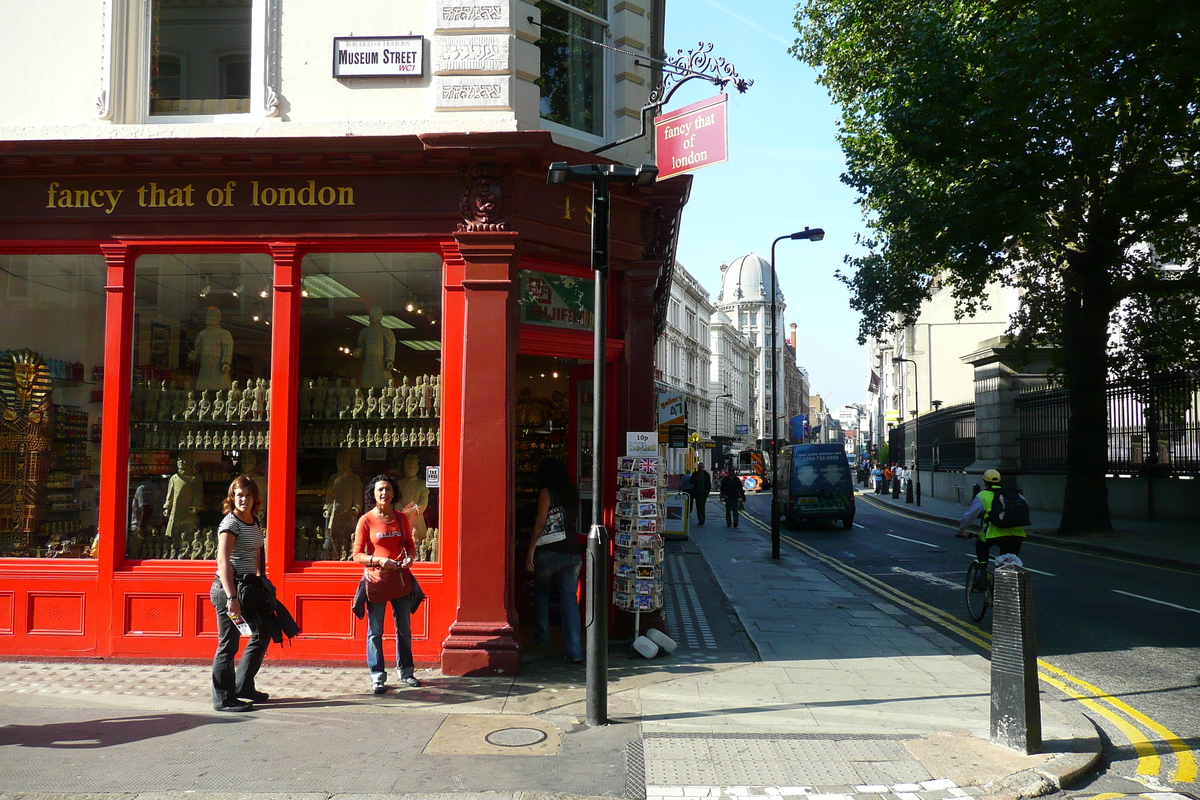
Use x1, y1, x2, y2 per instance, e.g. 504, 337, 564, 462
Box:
367, 595, 414, 684
210, 579, 267, 708
532, 550, 583, 661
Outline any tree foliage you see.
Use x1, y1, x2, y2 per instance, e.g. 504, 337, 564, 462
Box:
792, 0, 1200, 532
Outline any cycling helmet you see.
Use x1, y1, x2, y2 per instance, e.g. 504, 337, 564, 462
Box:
982, 468, 1002, 485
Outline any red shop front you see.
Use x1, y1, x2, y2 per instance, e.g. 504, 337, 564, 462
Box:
0, 132, 688, 674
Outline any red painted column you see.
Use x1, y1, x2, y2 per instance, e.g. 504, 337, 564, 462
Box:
97, 243, 135, 657
621, 264, 661, 432
266, 244, 302, 581
440, 231, 520, 676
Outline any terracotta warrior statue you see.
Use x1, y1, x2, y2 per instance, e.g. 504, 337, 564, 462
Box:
322, 450, 361, 558
354, 305, 396, 389
189, 306, 234, 391
162, 456, 202, 556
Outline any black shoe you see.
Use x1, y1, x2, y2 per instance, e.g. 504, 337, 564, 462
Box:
372, 682, 387, 695
237, 689, 270, 702
214, 700, 254, 712
402, 676, 422, 688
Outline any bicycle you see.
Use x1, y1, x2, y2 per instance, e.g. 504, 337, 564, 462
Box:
960, 533, 1023, 622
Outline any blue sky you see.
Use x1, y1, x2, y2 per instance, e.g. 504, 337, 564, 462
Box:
663, 0, 869, 411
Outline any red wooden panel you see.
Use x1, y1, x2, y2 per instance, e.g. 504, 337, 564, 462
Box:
411, 600, 428, 640
195, 592, 218, 638
294, 594, 356, 638
27, 592, 86, 635
123, 593, 184, 637
0, 592, 13, 634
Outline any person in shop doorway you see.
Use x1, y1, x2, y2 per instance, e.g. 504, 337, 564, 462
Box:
210, 475, 269, 712
719, 470, 745, 529
690, 463, 711, 526
352, 474, 425, 694
523, 457, 584, 664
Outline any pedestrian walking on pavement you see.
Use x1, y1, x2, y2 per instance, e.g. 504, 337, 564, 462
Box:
524, 457, 584, 664
719, 470, 745, 528
210, 475, 269, 712
872, 462, 884, 494
353, 474, 426, 694
690, 463, 712, 526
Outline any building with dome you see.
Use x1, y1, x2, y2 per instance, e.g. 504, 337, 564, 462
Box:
714, 254, 811, 450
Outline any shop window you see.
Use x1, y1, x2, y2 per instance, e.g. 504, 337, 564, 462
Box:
150, 0, 251, 115
295, 252, 444, 564
0, 255, 107, 558
535, 0, 606, 137
126, 254, 273, 561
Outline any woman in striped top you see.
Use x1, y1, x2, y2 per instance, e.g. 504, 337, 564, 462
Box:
210, 475, 268, 712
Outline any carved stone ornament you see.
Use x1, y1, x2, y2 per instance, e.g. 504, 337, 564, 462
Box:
457, 164, 514, 232
641, 204, 667, 261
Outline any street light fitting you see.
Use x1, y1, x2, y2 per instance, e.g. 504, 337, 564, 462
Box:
546, 161, 659, 187
789, 227, 825, 242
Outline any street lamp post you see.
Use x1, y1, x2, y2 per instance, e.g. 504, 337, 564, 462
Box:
769, 227, 824, 560
546, 161, 658, 727
892, 357, 921, 506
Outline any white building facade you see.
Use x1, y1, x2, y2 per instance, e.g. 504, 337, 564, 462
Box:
655, 262, 714, 471
714, 254, 810, 449
708, 308, 757, 464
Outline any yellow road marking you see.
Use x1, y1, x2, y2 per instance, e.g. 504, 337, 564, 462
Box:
1039, 663, 1198, 784
1037, 673, 1161, 775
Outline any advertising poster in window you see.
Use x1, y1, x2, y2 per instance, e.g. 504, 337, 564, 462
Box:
518, 270, 593, 331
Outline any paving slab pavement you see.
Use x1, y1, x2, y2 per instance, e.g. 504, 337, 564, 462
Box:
0, 492, 1105, 800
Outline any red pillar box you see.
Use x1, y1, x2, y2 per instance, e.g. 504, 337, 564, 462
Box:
440, 231, 521, 676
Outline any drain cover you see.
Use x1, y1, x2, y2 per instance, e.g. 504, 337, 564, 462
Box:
485, 727, 549, 747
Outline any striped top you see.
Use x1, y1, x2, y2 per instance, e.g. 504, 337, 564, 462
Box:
216, 512, 263, 578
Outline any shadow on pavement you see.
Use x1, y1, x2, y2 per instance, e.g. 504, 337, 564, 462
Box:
0, 713, 230, 749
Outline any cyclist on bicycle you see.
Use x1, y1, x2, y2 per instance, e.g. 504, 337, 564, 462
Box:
954, 469, 1025, 585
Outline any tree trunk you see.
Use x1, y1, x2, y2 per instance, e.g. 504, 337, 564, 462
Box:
1058, 251, 1114, 534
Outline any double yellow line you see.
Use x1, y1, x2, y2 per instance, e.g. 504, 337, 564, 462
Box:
740, 512, 1197, 784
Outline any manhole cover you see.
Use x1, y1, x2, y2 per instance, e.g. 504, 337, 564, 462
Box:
485, 727, 549, 747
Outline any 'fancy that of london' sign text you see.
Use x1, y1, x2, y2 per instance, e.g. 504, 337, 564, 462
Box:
654, 94, 728, 181
333, 36, 424, 78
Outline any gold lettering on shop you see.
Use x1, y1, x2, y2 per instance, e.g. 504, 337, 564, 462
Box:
41, 178, 356, 214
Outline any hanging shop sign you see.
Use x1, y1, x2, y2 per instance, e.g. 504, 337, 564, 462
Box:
656, 391, 685, 443
518, 270, 594, 331
333, 36, 424, 78
654, 94, 728, 181
668, 424, 688, 449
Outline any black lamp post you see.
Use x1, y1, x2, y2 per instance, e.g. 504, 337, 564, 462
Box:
769, 227, 824, 560
546, 161, 657, 727
892, 356, 920, 506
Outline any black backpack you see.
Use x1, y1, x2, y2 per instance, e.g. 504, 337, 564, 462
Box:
986, 488, 1031, 528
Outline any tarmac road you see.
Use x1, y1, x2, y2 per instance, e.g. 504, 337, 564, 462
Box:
753, 490, 1200, 796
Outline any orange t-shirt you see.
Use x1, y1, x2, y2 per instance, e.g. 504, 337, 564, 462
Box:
352, 511, 416, 601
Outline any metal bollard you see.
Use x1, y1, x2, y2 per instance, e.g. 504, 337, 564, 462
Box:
905, 478, 914, 504
990, 564, 1041, 754
891, 477, 900, 499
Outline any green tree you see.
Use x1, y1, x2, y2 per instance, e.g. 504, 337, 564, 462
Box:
793, 0, 1200, 533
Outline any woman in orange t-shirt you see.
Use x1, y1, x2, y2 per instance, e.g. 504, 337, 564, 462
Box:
352, 473, 426, 694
